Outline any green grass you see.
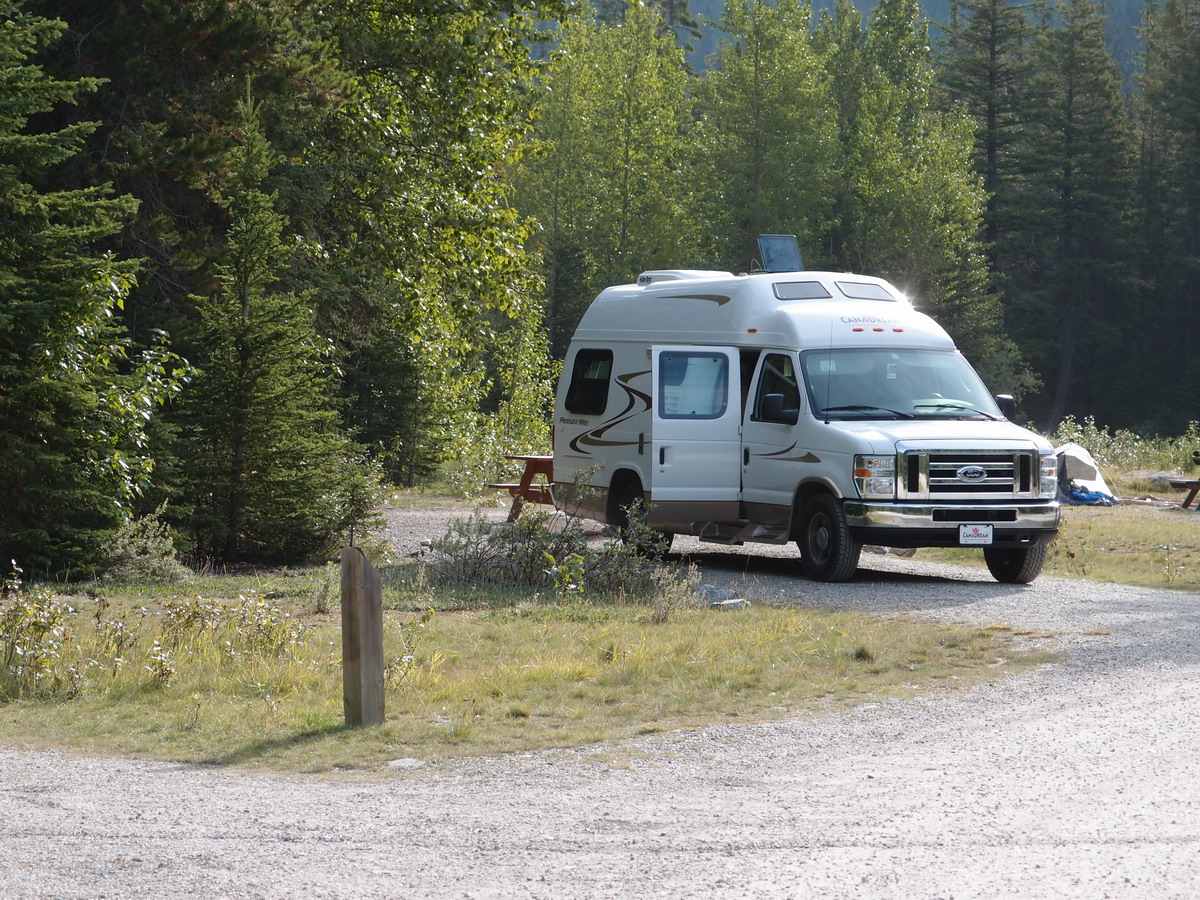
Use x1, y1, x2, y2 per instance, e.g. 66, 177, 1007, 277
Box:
924, 491, 1200, 591
0, 576, 1052, 772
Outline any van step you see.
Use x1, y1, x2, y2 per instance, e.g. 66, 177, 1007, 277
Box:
698, 521, 791, 545
698, 521, 751, 544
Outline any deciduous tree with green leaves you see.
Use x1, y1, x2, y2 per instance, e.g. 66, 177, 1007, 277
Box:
30, 0, 561, 500
516, 0, 698, 353
694, 0, 837, 271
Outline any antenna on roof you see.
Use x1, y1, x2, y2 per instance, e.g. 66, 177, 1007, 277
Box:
756, 234, 805, 273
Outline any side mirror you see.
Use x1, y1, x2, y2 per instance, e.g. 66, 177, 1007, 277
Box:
995, 394, 1016, 419
761, 393, 799, 425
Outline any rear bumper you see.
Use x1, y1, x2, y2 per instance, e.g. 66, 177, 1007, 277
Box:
843, 501, 1059, 549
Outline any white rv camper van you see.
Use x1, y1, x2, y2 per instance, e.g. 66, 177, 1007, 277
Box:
552, 244, 1060, 584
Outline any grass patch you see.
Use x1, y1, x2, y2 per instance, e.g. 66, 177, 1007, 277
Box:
923, 503, 1200, 591
0, 571, 1051, 772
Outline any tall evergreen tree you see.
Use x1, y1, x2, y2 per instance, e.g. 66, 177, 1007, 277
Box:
0, 1, 180, 575
1008, 0, 1137, 426
172, 93, 380, 563
812, 0, 1026, 388
1132, 0, 1200, 430
937, 0, 1035, 259
653, 0, 705, 59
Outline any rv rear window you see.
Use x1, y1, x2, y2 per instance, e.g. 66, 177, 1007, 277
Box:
836, 281, 896, 301
773, 281, 833, 301
565, 348, 612, 415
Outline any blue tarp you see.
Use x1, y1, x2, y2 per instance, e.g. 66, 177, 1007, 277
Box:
1067, 486, 1119, 506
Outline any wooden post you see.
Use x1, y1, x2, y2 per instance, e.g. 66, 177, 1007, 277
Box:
341, 546, 385, 727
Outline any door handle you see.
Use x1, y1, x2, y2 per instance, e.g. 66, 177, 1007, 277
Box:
659, 446, 666, 465
744, 448, 750, 465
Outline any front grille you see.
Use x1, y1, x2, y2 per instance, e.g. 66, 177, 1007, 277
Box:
900, 450, 1041, 500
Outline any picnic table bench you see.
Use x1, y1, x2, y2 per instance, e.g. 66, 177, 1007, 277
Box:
488, 454, 554, 522
1168, 480, 1200, 509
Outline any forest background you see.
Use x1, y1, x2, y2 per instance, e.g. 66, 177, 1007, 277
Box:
2, 0, 1197, 577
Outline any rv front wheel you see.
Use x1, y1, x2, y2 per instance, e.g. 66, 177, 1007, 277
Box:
799, 494, 862, 582
983, 543, 1048, 584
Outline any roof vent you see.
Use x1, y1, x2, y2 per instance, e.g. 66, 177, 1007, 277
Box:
755, 234, 804, 273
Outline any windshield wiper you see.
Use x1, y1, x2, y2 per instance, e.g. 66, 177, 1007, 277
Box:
912, 401, 999, 420
821, 404, 914, 419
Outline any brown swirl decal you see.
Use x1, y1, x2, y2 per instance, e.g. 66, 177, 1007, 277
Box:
659, 294, 733, 306
568, 370, 651, 454
750, 442, 821, 464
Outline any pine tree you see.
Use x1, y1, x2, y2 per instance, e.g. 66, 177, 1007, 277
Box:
173, 92, 380, 562
0, 1, 179, 575
1131, 0, 1200, 430
807, 0, 1026, 389
1008, 0, 1137, 426
937, 0, 1036, 257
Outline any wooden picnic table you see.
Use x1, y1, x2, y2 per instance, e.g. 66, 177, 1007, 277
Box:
1168, 479, 1200, 509
488, 454, 554, 522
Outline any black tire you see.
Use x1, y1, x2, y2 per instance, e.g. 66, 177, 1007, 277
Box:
608, 477, 644, 536
984, 543, 1048, 584
799, 494, 862, 582
609, 478, 673, 554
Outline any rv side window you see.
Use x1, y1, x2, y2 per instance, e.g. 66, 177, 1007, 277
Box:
565, 348, 613, 415
751, 353, 801, 423
658, 351, 729, 419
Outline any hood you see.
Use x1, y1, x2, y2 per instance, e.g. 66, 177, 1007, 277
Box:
822, 418, 1053, 455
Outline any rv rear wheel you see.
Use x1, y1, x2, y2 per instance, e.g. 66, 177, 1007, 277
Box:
609, 477, 673, 551
609, 477, 644, 535
983, 543, 1048, 584
799, 494, 862, 582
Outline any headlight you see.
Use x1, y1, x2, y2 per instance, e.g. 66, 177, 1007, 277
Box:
854, 454, 896, 499
1040, 453, 1058, 498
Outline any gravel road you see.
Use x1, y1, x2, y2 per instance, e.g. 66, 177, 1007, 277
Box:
3, 505, 1199, 899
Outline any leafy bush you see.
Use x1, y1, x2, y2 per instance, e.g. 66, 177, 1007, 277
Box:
426, 503, 694, 607
1052, 416, 1200, 473
101, 505, 191, 583
1, 568, 81, 700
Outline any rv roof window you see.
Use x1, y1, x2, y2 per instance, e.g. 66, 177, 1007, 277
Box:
773, 281, 833, 301
836, 281, 896, 301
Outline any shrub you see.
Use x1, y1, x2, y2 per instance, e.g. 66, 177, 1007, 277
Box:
1052, 416, 1200, 473
1, 567, 81, 700
426, 503, 695, 607
101, 505, 191, 583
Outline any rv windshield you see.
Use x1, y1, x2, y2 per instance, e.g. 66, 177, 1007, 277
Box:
800, 348, 1002, 421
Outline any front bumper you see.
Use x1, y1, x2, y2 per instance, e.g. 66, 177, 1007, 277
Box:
843, 501, 1060, 549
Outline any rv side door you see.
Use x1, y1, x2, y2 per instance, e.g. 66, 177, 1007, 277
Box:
650, 346, 741, 508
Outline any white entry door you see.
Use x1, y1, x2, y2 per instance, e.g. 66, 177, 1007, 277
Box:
650, 346, 742, 504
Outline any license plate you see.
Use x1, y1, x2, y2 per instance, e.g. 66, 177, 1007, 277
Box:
959, 524, 994, 545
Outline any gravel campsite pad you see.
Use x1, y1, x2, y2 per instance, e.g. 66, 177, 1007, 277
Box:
3, 505, 1199, 899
